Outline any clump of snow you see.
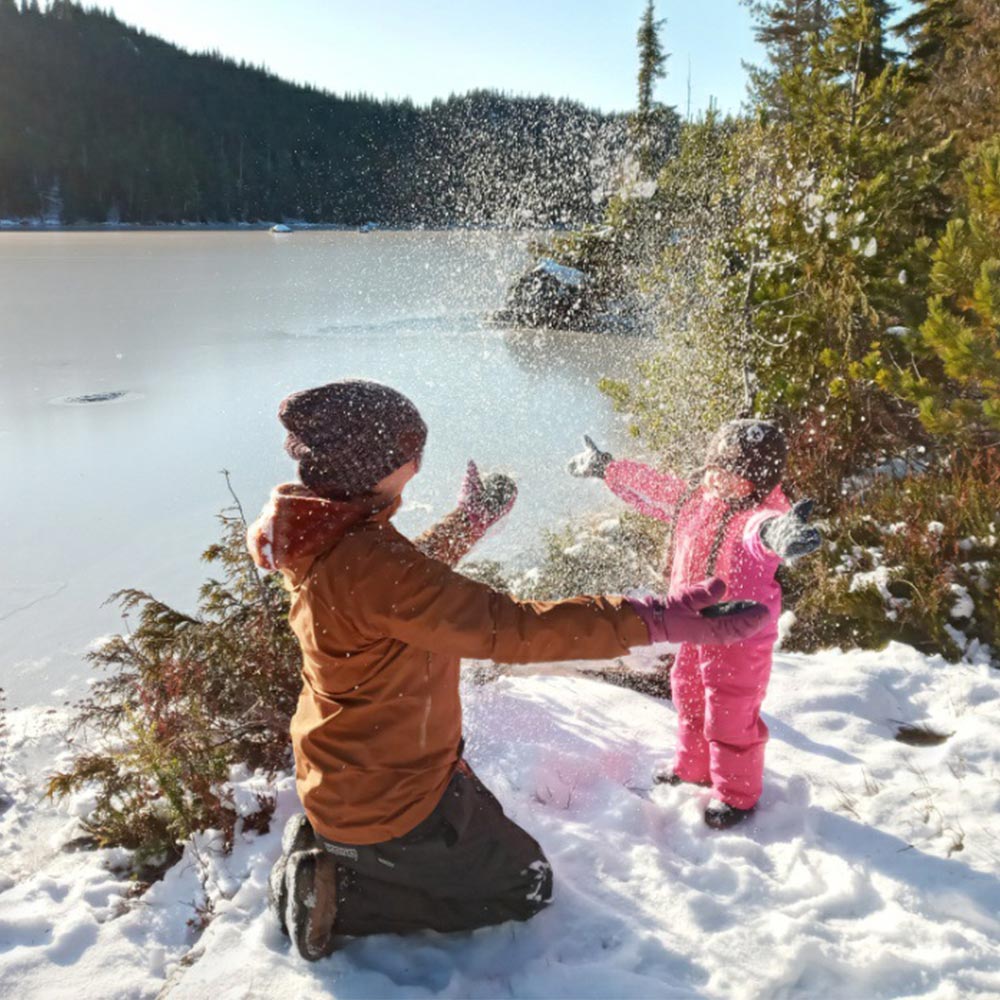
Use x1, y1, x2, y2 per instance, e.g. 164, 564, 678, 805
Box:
534, 258, 587, 288
842, 450, 930, 494
849, 564, 893, 600
1, 646, 999, 998
950, 584, 975, 620
775, 609, 796, 649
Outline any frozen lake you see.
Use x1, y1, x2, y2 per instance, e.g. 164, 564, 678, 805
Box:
0, 230, 644, 706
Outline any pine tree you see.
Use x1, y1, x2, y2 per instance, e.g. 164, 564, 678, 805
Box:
827, 0, 898, 86
632, 0, 672, 175
729, 0, 933, 495
896, 0, 1000, 161
741, 0, 834, 113
0, 1, 624, 225
889, 139, 1000, 444
895, 0, 965, 64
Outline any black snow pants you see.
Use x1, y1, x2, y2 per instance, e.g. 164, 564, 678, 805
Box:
318, 760, 553, 936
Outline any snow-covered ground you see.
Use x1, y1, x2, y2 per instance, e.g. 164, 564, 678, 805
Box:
1, 643, 998, 1000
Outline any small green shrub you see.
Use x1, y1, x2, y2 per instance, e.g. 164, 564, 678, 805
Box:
464, 512, 664, 601
48, 479, 300, 867
784, 454, 1000, 660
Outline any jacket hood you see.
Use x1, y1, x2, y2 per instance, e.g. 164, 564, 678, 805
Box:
247, 483, 398, 579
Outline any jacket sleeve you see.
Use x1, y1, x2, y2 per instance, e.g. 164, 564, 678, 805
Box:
343, 527, 650, 663
412, 507, 479, 568
742, 494, 792, 564
603, 459, 689, 523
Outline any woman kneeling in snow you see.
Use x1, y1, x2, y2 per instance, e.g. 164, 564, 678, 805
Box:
247, 379, 768, 960
569, 420, 821, 830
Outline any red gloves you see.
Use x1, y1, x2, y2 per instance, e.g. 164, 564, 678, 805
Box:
627, 577, 769, 646
457, 460, 518, 535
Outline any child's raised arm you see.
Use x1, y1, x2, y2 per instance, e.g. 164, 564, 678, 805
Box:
414, 461, 516, 566
604, 459, 690, 522
567, 434, 688, 523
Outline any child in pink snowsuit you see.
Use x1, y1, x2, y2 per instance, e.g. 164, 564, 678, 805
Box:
569, 420, 820, 829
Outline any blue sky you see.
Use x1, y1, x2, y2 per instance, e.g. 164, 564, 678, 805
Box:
100, 1, 766, 115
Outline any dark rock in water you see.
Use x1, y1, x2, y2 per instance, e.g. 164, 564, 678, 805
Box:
493, 257, 591, 331
65, 391, 127, 404
491, 257, 647, 334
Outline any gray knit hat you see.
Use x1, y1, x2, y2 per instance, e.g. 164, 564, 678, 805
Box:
705, 419, 787, 498
278, 380, 427, 499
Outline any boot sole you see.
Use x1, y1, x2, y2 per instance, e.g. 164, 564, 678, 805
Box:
286, 849, 341, 961
269, 814, 318, 937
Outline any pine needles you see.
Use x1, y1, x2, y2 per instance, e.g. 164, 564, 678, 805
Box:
47, 486, 300, 868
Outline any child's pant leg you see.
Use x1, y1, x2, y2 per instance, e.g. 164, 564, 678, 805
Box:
671, 643, 711, 784
701, 640, 773, 810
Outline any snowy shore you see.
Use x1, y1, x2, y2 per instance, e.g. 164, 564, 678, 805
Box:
1, 642, 998, 999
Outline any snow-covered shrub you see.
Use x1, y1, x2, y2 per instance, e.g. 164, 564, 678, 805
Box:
463, 513, 663, 601
784, 455, 1000, 662
47, 488, 299, 868
520, 514, 663, 601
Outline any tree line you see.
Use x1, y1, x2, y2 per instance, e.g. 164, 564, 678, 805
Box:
0, 0, 639, 226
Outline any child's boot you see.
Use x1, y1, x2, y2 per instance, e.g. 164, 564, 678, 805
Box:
704, 798, 755, 829
653, 766, 711, 787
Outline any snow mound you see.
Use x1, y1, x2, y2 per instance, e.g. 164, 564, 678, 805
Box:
1, 645, 998, 998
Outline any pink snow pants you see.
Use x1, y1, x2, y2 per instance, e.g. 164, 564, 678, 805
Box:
671, 636, 773, 810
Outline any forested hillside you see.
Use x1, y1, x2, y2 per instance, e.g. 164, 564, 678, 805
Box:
0, 0, 634, 225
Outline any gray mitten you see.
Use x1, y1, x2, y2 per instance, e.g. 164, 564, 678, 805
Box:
760, 499, 822, 560
567, 434, 613, 479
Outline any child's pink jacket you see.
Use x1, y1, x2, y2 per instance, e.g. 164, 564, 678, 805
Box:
604, 460, 788, 622
604, 460, 790, 808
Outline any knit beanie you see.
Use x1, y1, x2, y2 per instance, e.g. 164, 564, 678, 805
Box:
278, 380, 427, 500
704, 419, 787, 499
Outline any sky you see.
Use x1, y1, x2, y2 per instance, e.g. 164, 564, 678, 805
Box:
98, 1, 766, 116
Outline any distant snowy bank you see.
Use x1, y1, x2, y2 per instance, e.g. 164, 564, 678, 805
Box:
0, 219, 550, 234
1, 643, 998, 999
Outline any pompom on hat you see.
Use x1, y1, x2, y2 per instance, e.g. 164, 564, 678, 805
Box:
704, 419, 787, 499
278, 379, 427, 500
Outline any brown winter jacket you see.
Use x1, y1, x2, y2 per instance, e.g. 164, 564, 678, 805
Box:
248, 484, 649, 844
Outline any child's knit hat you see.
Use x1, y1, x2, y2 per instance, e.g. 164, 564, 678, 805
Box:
705, 419, 787, 498
278, 379, 427, 499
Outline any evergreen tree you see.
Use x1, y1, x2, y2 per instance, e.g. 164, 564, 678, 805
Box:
896, 0, 1000, 161
727, 0, 932, 496
741, 0, 834, 113
889, 139, 1000, 445
632, 0, 672, 175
